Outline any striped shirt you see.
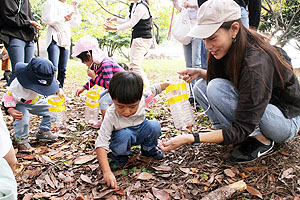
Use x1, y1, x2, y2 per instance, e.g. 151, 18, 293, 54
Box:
83, 57, 123, 90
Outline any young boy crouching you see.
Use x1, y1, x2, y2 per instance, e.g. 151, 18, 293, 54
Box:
95, 71, 170, 188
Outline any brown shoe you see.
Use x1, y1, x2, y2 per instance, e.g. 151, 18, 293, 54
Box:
16, 139, 34, 153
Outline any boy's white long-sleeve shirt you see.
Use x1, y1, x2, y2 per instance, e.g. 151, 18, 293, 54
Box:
42, 0, 81, 49
95, 83, 162, 151
116, 0, 150, 31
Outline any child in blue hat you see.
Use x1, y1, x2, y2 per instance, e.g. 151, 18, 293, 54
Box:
2, 57, 61, 152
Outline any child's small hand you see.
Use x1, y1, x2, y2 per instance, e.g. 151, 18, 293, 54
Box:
161, 82, 171, 91
103, 171, 118, 189
75, 87, 85, 97
87, 69, 96, 80
8, 108, 24, 121
57, 88, 65, 99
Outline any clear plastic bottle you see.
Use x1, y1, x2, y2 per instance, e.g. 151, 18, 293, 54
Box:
166, 83, 195, 130
85, 88, 100, 124
48, 95, 66, 132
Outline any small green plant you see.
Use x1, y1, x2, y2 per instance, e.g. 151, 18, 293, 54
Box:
130, 167, 137, 173
141, 167, 150, 173
121, 169, 128, 176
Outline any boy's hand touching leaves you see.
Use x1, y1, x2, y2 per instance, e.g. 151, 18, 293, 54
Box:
103, 171, 118, 189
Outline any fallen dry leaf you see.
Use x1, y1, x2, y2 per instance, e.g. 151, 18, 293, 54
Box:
224, 169, 235, 178
80, 174, 92, 184
152, 165, 172, 172
152, 187, 170, 200
281, 168, 295, 179
246, 186, 263, 199
136, 172, 154, 181
74, 155, 97, 165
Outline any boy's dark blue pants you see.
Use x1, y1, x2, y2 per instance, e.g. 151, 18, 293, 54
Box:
109, 119, 161, 156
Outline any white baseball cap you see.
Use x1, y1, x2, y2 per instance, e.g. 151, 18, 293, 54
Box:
188, 0, 241, 39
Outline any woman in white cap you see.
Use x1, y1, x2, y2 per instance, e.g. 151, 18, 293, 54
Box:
159, 0, 300, 163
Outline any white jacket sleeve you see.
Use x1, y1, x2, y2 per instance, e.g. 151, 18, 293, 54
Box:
95, 111, 114, 151
42, 0, 65, 26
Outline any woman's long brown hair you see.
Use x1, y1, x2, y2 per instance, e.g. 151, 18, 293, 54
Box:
206, 20, 293, 88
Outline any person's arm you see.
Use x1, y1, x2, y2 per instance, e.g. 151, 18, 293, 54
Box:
42, 0, 65, 26
0, 0, 32, 27
248, 0, 261, 30
177, 68, 207, 83
116, 3, 149, 31
158, 129, 224, 151
173, 1, 182, 12
96, 148, 118, 188
69, 1, 82, 27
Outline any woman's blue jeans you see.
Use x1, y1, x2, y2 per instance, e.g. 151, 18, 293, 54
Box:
5, 37, 35, 72
47, 40, 70, 88
194, 78, 300, 143
109, 119, 161, 156
13, 99, 51, 140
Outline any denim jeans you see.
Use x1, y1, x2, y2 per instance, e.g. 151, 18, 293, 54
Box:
47, 39, 70, 88
5, 37, 35, 72
240, 6, 249, 28
13, 99, 51, 140
99, 89, 113, 110
193, 78, 300, 143
183, 37, 202, 97
109, 119, 161, 156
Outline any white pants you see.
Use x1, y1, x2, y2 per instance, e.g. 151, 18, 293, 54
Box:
129, 37, 152, 87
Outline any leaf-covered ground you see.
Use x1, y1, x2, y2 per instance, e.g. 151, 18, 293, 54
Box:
1, 66, 300, 200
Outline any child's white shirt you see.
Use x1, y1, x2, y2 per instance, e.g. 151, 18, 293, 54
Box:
95, 83, 162, 151
8, 79, 39, 104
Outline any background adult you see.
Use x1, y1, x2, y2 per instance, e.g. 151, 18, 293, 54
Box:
103, 0, 153, 87
42, 0, 82, 88
172, 0, 203, 103
0, 0, 41, 76
159, 0, 300, 163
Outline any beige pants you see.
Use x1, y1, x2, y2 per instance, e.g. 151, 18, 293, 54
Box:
129, 37, 152, 87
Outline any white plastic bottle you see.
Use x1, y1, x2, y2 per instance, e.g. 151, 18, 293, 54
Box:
48, 95, 66, 132
85, 88, 100, 124
166, 83, 195, 130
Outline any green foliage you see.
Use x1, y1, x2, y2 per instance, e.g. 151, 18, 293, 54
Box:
121, 169, 128, 176
260, 0, 300, 47
130, 167, 138, 173
98, 32, 131, 57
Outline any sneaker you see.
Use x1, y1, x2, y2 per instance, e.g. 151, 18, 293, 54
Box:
230, 137, 274, 163
16, 139, 34, 153
109, 155, 128, 169
36, 130, 58, 142
141, 147, 164, 160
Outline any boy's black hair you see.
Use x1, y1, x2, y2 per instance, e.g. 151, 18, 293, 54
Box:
109, 71, 144, 104
76, 50, 92, 62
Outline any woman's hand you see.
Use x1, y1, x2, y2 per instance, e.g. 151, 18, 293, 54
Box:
158, 134, 194, 151
30, 21, 42, 30
87, 69, 96, 80
105, 17, 117, 23
103, 24, 117, 31
103, 171, 118, 189
177, 68, 203, 83
75, 87, 85, 97
7, 108, 24, 121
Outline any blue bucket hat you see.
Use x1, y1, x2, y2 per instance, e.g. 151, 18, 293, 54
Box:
15, 57, 59, 96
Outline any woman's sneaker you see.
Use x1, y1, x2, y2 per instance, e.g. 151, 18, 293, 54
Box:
141, 147, 164, 160
230, 137, 274, 163
36, 130, 58, 142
